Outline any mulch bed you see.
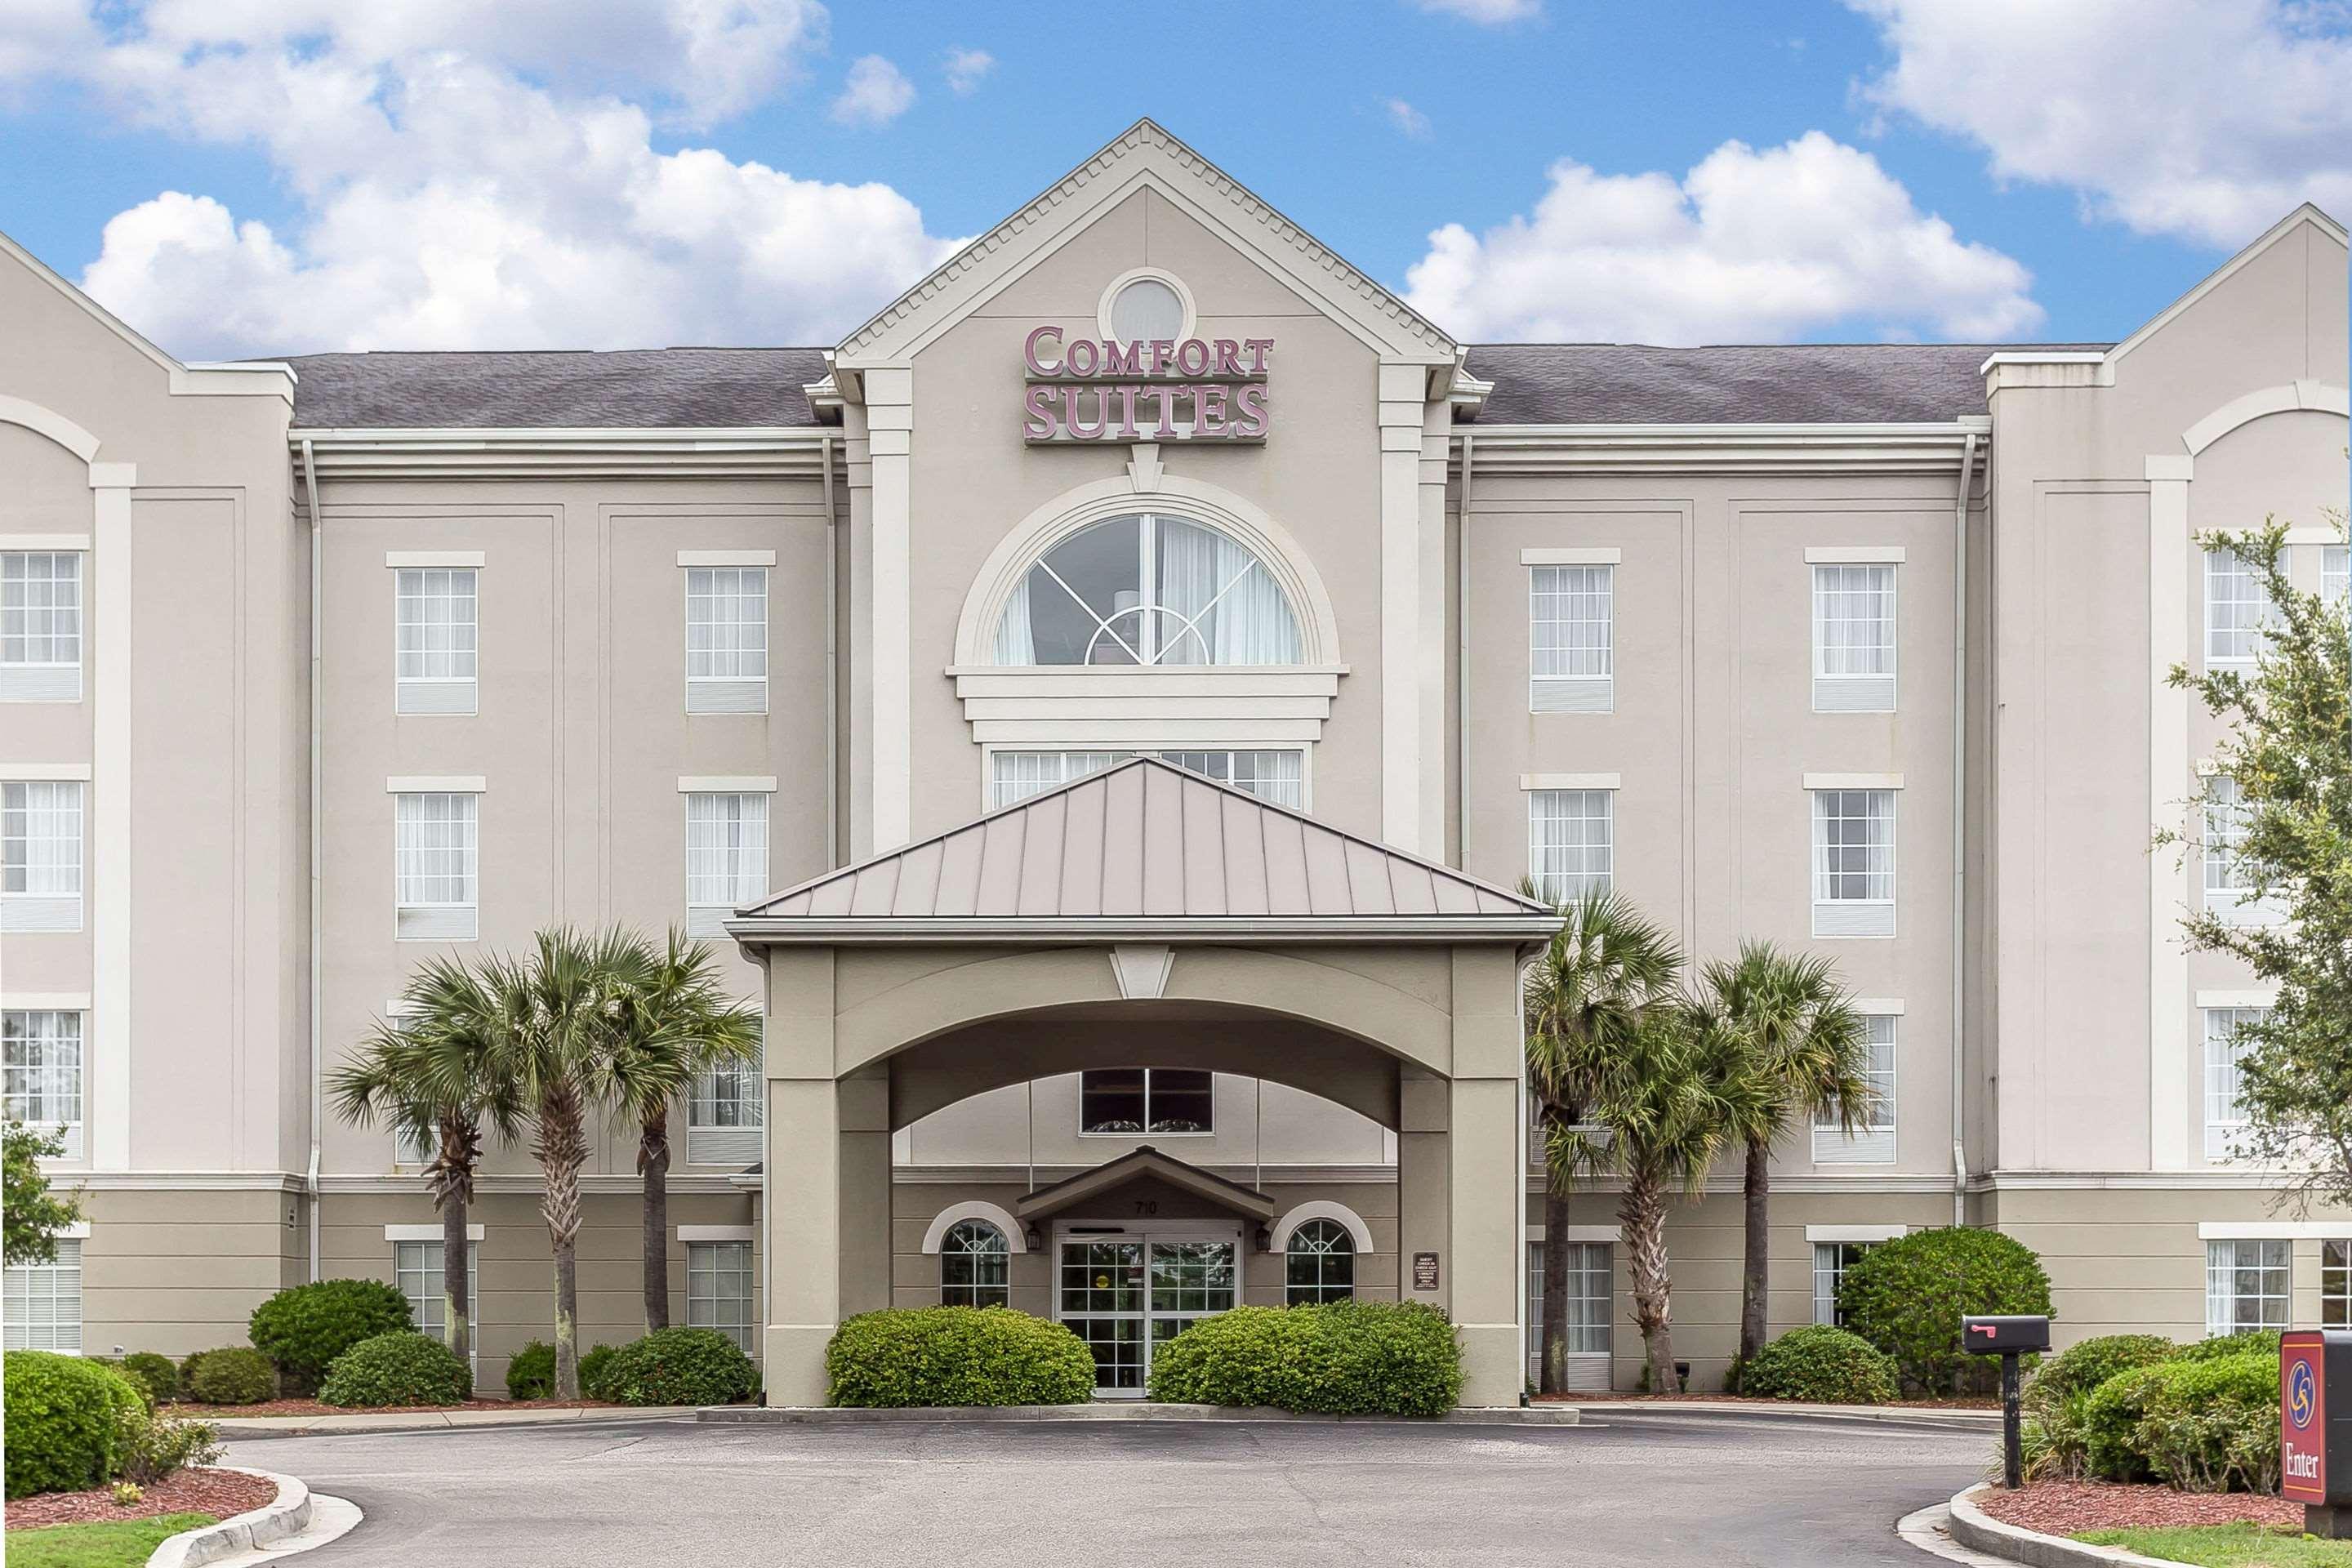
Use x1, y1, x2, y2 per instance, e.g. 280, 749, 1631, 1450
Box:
1974, 1481, 2304, 1534
6, 1467, 278, 1530
188, 1396, 624, 1418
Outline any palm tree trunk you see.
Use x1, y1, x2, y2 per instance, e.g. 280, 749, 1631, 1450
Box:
1541, 1187, 1570, 1394
536, 1083, 588, 1400
441, 1183, 471, 1374
641, 1109, 670, 1332
1619, 1163, 1679, 1394
1737, 1134, 1770, 1380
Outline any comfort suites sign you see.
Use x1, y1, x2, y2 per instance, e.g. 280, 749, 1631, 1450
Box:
1022, 327, 1272, 443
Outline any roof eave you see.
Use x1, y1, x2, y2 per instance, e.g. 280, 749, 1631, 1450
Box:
724, 915, 1561, 945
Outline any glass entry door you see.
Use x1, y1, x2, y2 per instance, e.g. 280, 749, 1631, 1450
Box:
1058, 1231, 1238, 1396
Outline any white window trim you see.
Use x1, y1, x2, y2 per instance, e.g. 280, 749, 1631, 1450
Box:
980, 744, 1312, 814
384, 1223, 484, 1242
678, 1224, 756, 1243
1525, 1223, 1621, 1244
2, 992, 91, 1009
1804, 546, 1907, 564
677, 777, 779, 793
1851, 997, 1906, 1015
385, 776, 486, 794
1520, 773, 1621, 791
2197, 1221, 2352, 1241
385, 551, 486, 568
1805, 1223, 1909, 1244
0, 535, 91, 551
1267, 1200, 1374, 1254
1519, 547, 1621, 565
920, 1201, 1028, 1254
676, 550, 776, 568
2197, 989, 2278, 1009
1804, 772, 1906, 791
2, 763, 92, 781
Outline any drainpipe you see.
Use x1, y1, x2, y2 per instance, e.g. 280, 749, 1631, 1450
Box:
821, 435, 840, 869
1455, 434, 1476, 867
301, 439, 324, 1281
1950, 430, 1979, 1229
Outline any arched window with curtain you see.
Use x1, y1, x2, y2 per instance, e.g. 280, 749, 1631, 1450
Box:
994, 513, 1303, 667
940, 1219, 1011, 1307
1285, 1218, 1355, 1306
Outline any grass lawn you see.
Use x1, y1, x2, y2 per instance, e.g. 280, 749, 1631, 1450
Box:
2074, 1523, 2352, 1566
4, 1512, 217, 1567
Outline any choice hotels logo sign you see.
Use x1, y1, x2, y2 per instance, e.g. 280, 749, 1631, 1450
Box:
1022, 327, 1272, 444
2284, 1333, 2330, 1503
2293, 1359, 2319, 1430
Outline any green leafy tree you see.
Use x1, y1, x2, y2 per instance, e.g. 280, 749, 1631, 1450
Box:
327, 956, 520, 1371
2161, 511, 2352, 1204
3, 1120, 83, 1266
1520, 884, 1677, 1394
596, 929, 763, 1331
1697, 943, 1869, 1374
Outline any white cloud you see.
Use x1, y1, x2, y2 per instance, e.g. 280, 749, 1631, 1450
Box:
829, 53, 912, 126
1849, 0, 2352, 247
1411, 0, 1539, 20
10, 3, 960, 357
1402, 131, 2042, 343
1384, 98, 1431, 139
942, 47, 993, 96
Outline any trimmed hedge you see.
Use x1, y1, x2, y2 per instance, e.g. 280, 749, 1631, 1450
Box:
318, 1331, 471, 1408
184, 1347, 275, 1406
2132, 1352, 2280, 1494
120, 1352, 181, 1404
579, 1343, 619, 1401
1146, 1302, 1464, 1417
599, 1328, 758, 1407
506, 1340, 558, 1401
1738, 1325, 1899, 1404
827, 1307, 1096, 1409
5, 1351, 146, 1499
2026, 1334, 2176, 1410
249, 1278, 416, 1395
2176, 1330, 2282, 1365
2083, 1361, 2174, 1481
1838, 1227, 2054, 1394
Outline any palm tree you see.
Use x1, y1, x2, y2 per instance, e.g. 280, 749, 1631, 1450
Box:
1699, 942, 1870, 1379
1521, 884, 1682, 1394
598, 929, 763, 1332
327, 956, 519, 1370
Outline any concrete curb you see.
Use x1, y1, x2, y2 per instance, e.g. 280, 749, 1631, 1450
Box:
1942, 1483, 2184, 1568
213, 1406, 700, 1441
1586, 1399, 2002, 1431
699, 1401, 1583, 1426
145, 1467, 310, 1568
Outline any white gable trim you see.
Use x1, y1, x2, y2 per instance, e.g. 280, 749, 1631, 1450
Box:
921, 1200, 1027, 1254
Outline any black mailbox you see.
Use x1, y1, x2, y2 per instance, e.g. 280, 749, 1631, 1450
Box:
1962, 1315, 2052, 1355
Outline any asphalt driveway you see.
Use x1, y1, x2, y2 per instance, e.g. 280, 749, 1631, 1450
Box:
227, 1409, 1990, 1567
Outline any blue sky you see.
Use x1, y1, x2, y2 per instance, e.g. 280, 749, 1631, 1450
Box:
0, 0, 2344, 358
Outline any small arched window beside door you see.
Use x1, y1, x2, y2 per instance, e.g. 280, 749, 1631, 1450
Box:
941, 1220, 1011, 1307
1284, 1218, 1355, 1306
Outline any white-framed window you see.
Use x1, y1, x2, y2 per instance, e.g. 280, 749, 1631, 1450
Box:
394, 791, 478, 941
2324, 546, 2350, 604
1527, 789, 1612, 906
394, 567, 479, 715
1, 550, 83, 702
2203, 775, 2283, 924
1814, 1015, 1897, 1164
993, 513, 1302, 666
1811, 789, 1896, 938
1529, 564, 1612, 712
3, 1009, 85, 1160
988, 749, 1305, 811
686, 1055, 764, 1167
2, 1237, 82, 1352
940, 1220, 1011, 1308
394, 1239, 479, 1355
1526, 1240, 1613, 1388
2205, 548, 2276, 666
2, 779, 84, 933
685, 567, 768, 713
1813, 564, 1897, 711
2205, 1238, 2290, 1335
687, 1240, 755, 1350
2324, 1240, 2352, 1330
685, 793, 768, 938
1812, 1241, 1879, 1326
1080, 1067, 1213, 1135
1285, 1219, 1356, 1307
2203, 1006, 2265, 1162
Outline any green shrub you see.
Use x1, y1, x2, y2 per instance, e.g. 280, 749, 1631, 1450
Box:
600, 1327, 758, 1407
248, 1278, 415, 1394
4, 1351, 146, 1499
119, 1352, 181, 1404
1738, 1325, 1900, 1404
1837, 1227, 2054, 1394
2027, 1334, 2176, 1413
826, 1307, 1096, 1409
111, 1405, 221, 1485
2083, 1362, 2174, 1481
579, 1343, 618, 1401
184, 1347, 277, 1406
178, 1349, 212, 1391
2131, 1353, 2280, 1493
1146, 1302, 1464, 1417
318, 1330, 470, 1408
2176, 1329, 2282, 1365
506, 1340, 557, 1401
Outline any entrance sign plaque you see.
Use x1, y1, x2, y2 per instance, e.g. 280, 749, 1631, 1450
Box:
2283, 1330, 2352, 1535
1413, 1251, 1439, 1291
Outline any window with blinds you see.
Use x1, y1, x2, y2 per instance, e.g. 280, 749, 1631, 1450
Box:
394, 567, 479, 714
1811, 789, 1895, 938
1, 779, 83, 933
685, 792, 768, 937
1, 550, 83, 702
686, 567, 768, 713
394, 791, 479, 941
1812, 564, 1897, 711
1529, 565, 1612, 712
2, 1238, 81, 1352
1814, 1016, 1897, 1163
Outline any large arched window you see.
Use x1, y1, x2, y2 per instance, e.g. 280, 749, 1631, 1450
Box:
940, 1219, 1011, 1307
993, 513, 1303, 667
1285, 1218, 1355, 1306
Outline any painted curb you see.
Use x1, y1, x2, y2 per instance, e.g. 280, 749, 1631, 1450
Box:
1944, 1483, 2185, 1568
699, 1401, 1582, 1426
145, 1467, 310, 1568
214, 1406, 700, 1441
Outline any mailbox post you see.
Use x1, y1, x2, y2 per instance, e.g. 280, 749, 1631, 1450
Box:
1963, 1314, 2051, 1490
2283, 1330, 2352, 1536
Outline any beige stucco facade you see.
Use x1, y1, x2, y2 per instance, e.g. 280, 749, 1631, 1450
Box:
1, 121, 2347, 1400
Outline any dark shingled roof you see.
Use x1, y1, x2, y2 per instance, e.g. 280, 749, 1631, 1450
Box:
274, 341, 2112, 430
283, 347, 831, 429
1464, 342, 2107, 425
